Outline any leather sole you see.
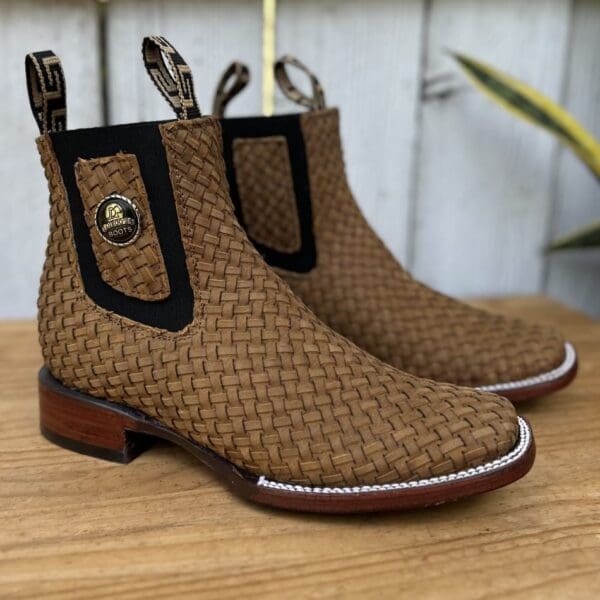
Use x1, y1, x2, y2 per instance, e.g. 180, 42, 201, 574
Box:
39, 367, 535, 514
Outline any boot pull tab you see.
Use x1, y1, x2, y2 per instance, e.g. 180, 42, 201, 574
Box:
274, 55, 326, 111
212, 61, 250, 117
142, 36, 201, 120
25, 51, 67, 134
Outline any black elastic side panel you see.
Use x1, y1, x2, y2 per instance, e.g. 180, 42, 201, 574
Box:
220, 113, 317, 273
50, 120, 194, 331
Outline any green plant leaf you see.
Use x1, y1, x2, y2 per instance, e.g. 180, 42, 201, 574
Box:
453, 52, 600, 180
548, 221, 600, 251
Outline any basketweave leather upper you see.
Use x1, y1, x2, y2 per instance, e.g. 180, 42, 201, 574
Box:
32, 40, 519, 488
283, 109, 566, 387
216, 56, 567, 389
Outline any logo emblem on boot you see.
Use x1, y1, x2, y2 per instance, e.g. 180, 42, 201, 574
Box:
95, 194, 141, 246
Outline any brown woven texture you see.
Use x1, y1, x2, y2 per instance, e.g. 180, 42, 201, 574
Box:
74, 153, 170, 301
233, 136, 301, 253
267, 109, 565, 387
37, 118, 518, 487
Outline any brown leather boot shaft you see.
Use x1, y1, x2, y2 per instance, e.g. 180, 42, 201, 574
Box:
213, 54, 572, 397
223, 106, 567, 390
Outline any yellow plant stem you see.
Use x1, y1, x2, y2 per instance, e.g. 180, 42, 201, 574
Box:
262, 0, 277, 116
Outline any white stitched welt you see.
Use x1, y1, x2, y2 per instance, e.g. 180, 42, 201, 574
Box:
257, 417, 531, 495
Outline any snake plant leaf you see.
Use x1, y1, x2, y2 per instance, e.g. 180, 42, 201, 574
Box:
453, 52, 600, 180
548, 221, 600, 251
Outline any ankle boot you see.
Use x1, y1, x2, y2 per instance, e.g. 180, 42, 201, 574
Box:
28, 38, 533, 513
212, 57, 577, 403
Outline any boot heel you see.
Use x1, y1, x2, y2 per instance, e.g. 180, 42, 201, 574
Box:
38, 368, 153, 463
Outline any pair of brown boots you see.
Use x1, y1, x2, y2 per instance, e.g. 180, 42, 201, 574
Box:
29, 37, 576, 513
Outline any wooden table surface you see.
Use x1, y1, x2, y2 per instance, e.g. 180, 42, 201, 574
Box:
1, 296, 598, 599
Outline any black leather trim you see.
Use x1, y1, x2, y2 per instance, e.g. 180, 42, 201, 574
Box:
220, 113, 317, 273
50, 120, 194, 331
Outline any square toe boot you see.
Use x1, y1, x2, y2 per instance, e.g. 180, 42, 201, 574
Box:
28, 38, 534, 514
212, 56, 577, 403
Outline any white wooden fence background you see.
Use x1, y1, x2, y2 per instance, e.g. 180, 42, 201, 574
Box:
1, 0, 599, 319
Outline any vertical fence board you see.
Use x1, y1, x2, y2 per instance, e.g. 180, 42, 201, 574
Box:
0, 0, 101, 318
105, 0, 263, 124
545, 0, 600, 318
412, 0, 572, 298
276, 0, 426, 261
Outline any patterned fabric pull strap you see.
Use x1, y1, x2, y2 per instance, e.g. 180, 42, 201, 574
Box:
274, 55, 326, 111
142, 36, 201, 120
212, 61, 250, 117
25, 51, 67, 134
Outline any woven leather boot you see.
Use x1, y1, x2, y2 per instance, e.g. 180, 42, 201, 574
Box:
29, 38, 534, 513
212, 57, 577, 403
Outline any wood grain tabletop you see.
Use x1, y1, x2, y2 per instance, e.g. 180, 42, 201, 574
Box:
1, 296, 598, 599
